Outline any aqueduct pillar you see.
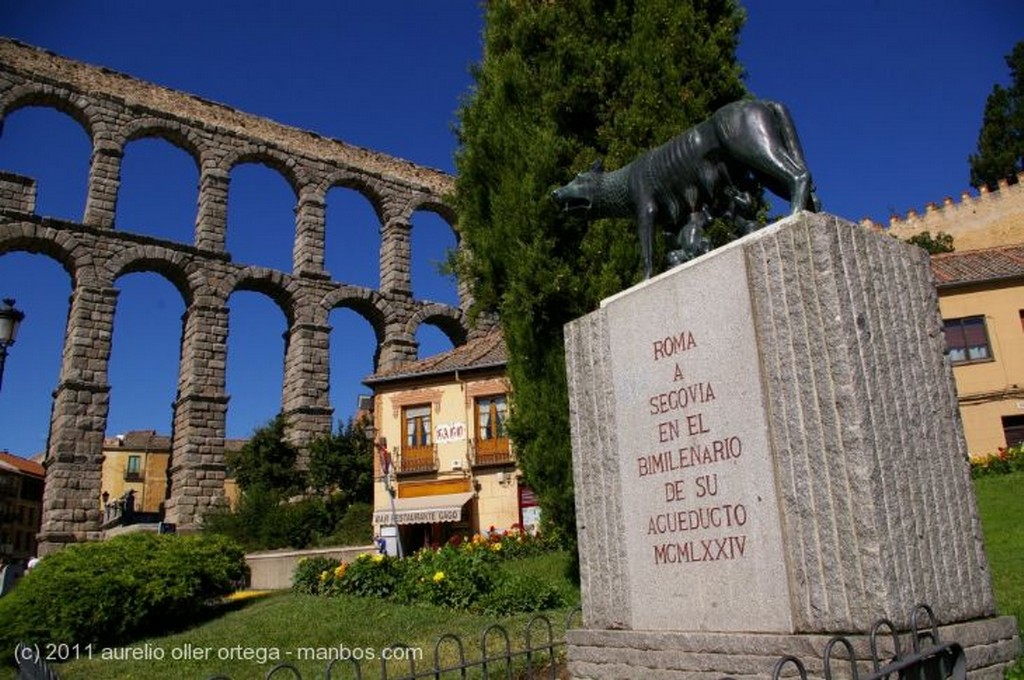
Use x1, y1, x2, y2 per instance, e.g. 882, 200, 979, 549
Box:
165, 301, 230, 530
39, 284, 118, 551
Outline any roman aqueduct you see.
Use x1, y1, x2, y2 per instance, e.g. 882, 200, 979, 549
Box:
0, 39, 488, 552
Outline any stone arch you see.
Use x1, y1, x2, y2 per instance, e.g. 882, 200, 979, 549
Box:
225, 266, 296, 325
409, 196, 458, 236
321, 171, 391, 227
223, 147, 304, 272
406, 302, 468, 348
105, 245, 197, 306
0, 85, 97, 141
323, 285, 389, 349
0, 225, 80, 282
114, 122, 205, 243
120, 118, 205, 173
224, 146, 302, 199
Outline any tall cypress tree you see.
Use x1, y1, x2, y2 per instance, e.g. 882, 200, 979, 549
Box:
969, 41, 1024, 189
453, 0, 748, 549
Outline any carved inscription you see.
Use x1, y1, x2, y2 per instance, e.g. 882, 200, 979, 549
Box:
641, 332, 750, 566
598, 248, 792, 631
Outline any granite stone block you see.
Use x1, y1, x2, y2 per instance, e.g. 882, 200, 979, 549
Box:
564, 212, 1018, 677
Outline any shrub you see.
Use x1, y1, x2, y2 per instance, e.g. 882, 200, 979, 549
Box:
396, 544, 500, 610
312, 502, 373, 547
970, 444, 1024, 478
340, 552, 405, 598
292, 556, 341, 595
0, 533, 247, 657
204, 491, 355, 551
479, 573, 565, 616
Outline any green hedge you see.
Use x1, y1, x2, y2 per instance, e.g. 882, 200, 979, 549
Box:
0, 532, 248, 658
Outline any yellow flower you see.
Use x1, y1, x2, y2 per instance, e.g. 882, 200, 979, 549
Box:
432, 571, 445, 583
334, 564, 347, 579
224, 590, 272, 602
319, 570, 330, 582
372, 553, 384, 563
491, 542, 502, 552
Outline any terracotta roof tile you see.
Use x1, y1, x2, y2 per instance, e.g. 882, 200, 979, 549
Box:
365, 331, 506, 385
931, 244, 1024, 287
103, 430, 172, 450
0, 450, 45, 478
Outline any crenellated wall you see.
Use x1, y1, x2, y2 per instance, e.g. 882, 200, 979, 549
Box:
0, 39, 494, 551
861, 172, 1024, 251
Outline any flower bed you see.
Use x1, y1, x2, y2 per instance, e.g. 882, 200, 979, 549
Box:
970, 444, 1024, 478
293, 528, 564, 614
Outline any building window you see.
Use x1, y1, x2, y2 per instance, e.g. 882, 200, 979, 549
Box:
400, 405, 435, 473
124, 455, 142, 481
1004, 415, 1024, 449
404, 405, 432, 449
476, 395, 509, 442
474, 394, 511, 464
943, 316, 992, 364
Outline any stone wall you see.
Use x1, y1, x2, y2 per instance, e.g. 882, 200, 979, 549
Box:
0, 38, 486, 551
861, 172, 1024, 251
0, 171, 35, 213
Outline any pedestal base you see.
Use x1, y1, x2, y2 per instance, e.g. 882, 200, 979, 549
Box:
568, 616, 1020, 680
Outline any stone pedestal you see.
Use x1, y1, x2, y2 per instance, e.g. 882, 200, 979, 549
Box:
564, 212, 1020, 678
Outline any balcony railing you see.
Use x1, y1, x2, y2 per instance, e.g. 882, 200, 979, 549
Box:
469, 437, 514, 468
124, 470, 143, 482
397, 445, 438, 475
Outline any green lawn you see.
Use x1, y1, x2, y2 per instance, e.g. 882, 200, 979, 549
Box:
53, 552, 579, 680
974, 472, 1024, 639
42, 474, 1024, 678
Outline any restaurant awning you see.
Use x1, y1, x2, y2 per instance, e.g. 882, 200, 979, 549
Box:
373, 491, 474, 525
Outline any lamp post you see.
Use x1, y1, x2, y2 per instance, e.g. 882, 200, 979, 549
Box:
0, 298, 26, 392
364, 421, 404, 558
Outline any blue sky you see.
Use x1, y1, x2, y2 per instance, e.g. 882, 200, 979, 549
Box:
1, 1, 1021, 458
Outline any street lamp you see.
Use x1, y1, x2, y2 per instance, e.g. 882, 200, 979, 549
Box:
0, 298, 26, 392
364, 421, 404, 558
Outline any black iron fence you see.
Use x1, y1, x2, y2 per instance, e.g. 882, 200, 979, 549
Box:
16, 604, 968, 680
766, 604, 966, 680
208, 609, 580, 680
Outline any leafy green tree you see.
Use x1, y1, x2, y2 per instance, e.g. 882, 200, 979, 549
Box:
970, 41, 1024, 189
453, 0, 748, 549
904, 230, 954, 254
307, 417, 374, 502
227, 414, 305, 496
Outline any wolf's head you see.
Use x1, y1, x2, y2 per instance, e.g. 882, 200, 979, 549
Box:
551, 159, 604, 212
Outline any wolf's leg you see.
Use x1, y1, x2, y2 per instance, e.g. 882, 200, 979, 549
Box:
638, 201, 657, 279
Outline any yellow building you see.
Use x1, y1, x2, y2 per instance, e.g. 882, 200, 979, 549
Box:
863, 174, 1023, 457
364, 331, 535, 552
101, 430, 171, 515
100, 431, 245, 522
932, 244, 1024, 457
0, 451, 44, 561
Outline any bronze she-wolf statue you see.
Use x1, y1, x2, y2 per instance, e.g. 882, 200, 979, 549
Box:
551, 99, 820, 278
